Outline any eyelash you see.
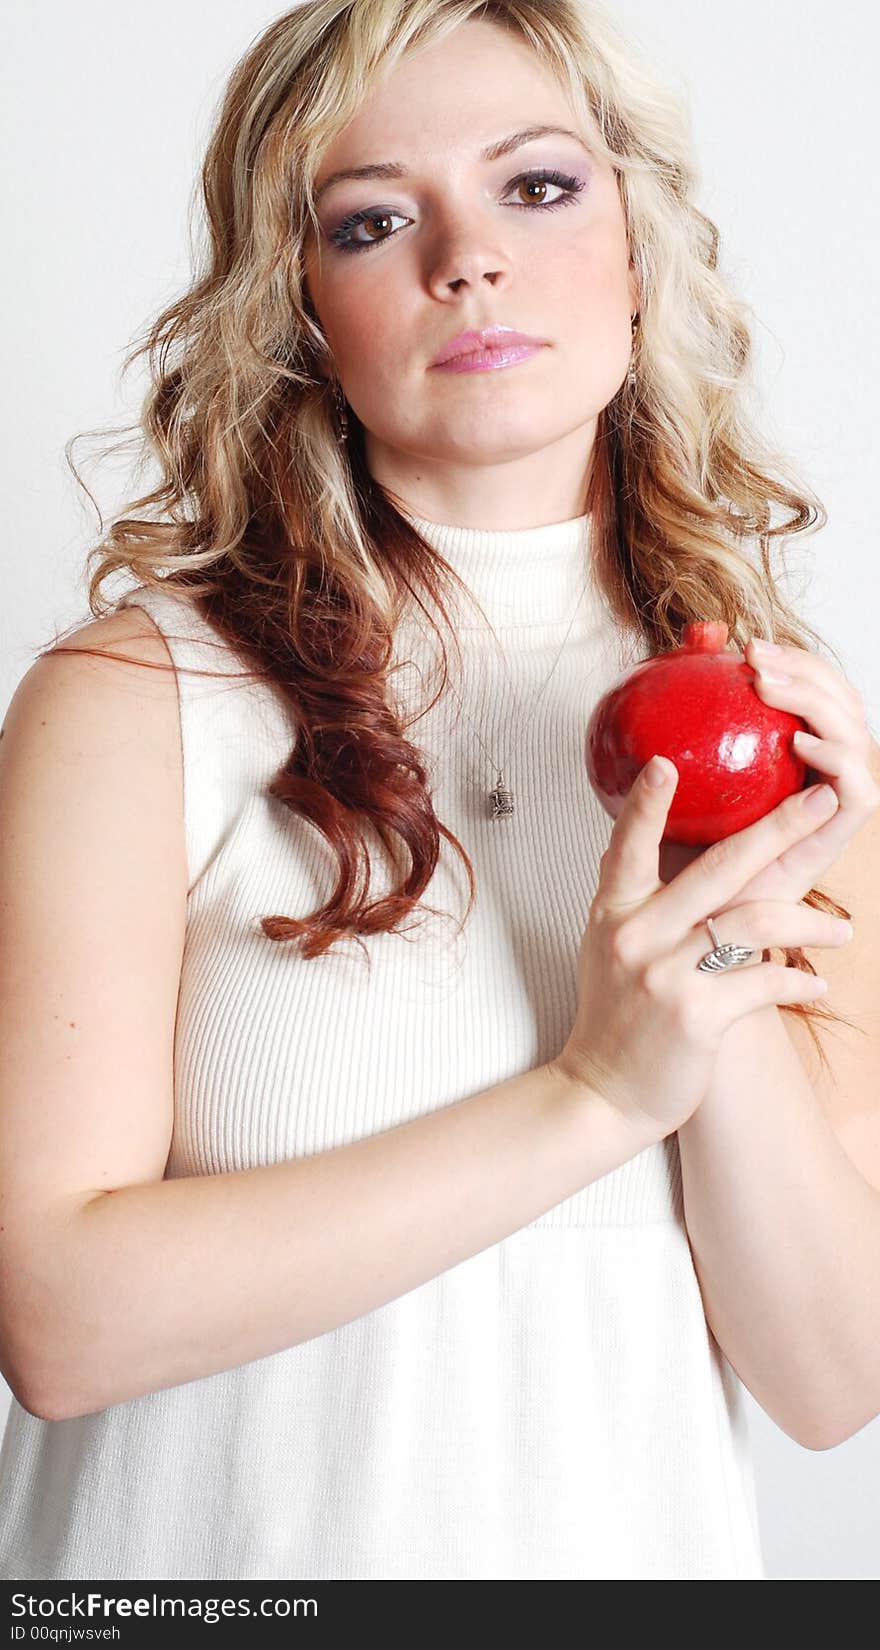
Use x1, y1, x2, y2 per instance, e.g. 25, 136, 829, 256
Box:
326, 167, 587, 253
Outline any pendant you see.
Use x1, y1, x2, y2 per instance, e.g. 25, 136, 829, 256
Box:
490, 771, 514, 819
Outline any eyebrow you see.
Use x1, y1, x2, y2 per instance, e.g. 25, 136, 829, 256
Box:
313, 124, 590, 206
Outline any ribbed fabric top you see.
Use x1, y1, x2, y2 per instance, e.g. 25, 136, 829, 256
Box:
0, 511, 765, 1580
398, 507, 596, 627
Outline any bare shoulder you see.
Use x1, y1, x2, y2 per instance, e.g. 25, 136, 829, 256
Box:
0, 597, 187, 934
4, 602, 183, 772
33, 601, 180, 698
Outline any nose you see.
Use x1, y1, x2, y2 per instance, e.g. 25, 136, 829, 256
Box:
425, 213, 513, 298
443, 267, 503, 294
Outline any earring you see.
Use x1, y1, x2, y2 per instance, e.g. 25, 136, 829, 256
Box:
626, 311, 640, 390
331, 378, 348, 444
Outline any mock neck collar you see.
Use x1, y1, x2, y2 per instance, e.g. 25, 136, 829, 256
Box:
398, 509, 596, 631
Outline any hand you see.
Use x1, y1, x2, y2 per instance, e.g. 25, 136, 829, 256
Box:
553, 757, 852, 1141
660, 641, 880, 912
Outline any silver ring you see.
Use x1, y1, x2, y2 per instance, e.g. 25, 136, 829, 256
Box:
696, 914, 762, 973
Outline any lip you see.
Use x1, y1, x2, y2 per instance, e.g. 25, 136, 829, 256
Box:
429, 324, 547, 368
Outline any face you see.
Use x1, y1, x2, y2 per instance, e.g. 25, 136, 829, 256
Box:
303, 17, 638, 528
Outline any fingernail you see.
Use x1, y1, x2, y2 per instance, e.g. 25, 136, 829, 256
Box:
803, 782, 838, 816
750, 638, 780, 656
646, 755, 672, 788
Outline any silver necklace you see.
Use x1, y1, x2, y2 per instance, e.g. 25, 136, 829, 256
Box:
444, 575, 591, 819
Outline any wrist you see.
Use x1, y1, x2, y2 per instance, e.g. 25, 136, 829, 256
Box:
545, 1056, 664, 1154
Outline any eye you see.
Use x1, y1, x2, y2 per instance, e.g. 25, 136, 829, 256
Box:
506, 169, 584, 209
326, 166, 587, 253
330, 207, 409, 251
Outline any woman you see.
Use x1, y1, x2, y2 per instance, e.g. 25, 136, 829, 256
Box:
1, 0, 878, 1583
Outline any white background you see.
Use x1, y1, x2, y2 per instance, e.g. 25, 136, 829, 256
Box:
2, 0, 878, 1580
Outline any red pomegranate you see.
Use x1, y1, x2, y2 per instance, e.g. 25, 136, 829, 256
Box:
585, 621, 810, 846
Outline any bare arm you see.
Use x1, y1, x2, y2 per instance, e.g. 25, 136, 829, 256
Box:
677, 1004, 880, 1449
0, 610, 655, 1425
28, 1061, 652, 1421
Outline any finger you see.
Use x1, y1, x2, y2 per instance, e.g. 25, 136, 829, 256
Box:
727, 731, 879, 909
672, 899, 853, 974
647, 780, 840, 941
752, 670, 864, 743
790, 729, 873, 781
746, 641, 865, 719
768, 728, 875, 871
678, 959, 831, 1043
599, 755, 677, 908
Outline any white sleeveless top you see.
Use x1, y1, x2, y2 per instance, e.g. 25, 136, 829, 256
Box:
0, 511, 765, 1579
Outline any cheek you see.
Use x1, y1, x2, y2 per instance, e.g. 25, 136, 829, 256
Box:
302, 239, 389, 352
565, 254, 632, 351
322, 266, 406, 363
320, 270, 422, 434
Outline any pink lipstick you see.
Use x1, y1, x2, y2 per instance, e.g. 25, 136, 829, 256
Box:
430, 324, 546, 374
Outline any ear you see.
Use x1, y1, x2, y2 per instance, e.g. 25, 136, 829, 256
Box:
627, 263, 640, 321
300, 282, 331, 380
